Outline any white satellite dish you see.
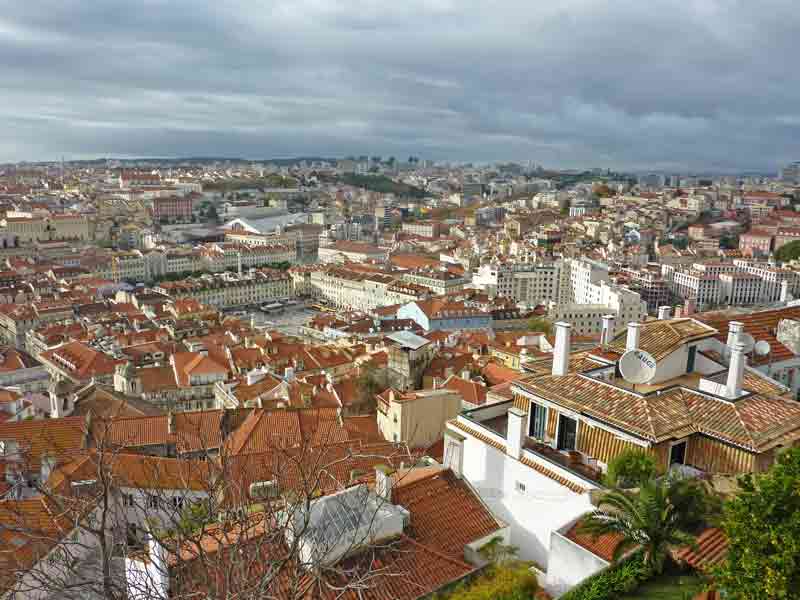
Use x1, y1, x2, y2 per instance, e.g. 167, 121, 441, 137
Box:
755, 340, 771, 356
619, 349, 657, 385
739, 333, 756, 354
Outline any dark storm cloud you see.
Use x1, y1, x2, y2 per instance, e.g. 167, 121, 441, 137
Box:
1, 0, 799, 170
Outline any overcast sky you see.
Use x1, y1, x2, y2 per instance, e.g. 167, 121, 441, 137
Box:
0, 0, 798, 171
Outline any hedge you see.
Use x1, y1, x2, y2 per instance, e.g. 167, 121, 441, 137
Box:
558, 553, 651, 600
431, 562, 539, 600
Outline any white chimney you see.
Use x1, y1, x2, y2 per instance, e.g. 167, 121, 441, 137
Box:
658, 306, 672, 320
726, 321, 744, 349
781, 280, 790, 303
284, 366, 295, 381
626, 322, 642, 352
167, 412, 175, 435
552, 322, 571, 377
725, 342, 747, 399
375, 465, 394, 501
506, 406, 526, 460
443, 431, 465, 478
601, 315, 616, 345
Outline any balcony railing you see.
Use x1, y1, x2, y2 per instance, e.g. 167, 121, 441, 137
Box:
523, 438, 604, 486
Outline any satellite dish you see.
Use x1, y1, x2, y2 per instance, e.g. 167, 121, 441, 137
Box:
739, 333, 756, 354
755, 340, 771, 356
619, 349, 657, 385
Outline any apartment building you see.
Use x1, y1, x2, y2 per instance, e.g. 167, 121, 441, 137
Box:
401, 221, 444, 238
376, 387, 463, 447
734, 259, 800, 302
400, 267, 470, 295
318, 240, 387, 264
445, 317, 800, 570
1, 213, 91, 244
153, 270, 292, 309
307, 266, 428, 312
473, 259, 562, 305
152, 195, 193, 223
620, 266, 670, 314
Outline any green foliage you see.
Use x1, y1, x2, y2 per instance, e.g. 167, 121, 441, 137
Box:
604, 449, 657, 489
559, 554, 652, 600
478, 536, 519, 565
580, 479, 701, 575
775, 239, 800, 263
356, 363, 388, 411
713, 447, 800, 599
176, 500, 212, 535
339, 173, 426, 198
527, 318, 553, 336
433, 562, 538, 600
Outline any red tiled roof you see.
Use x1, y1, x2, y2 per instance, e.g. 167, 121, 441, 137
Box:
393, 469, 501, 558
673, 527, 729, 571
563, 520, 624, 562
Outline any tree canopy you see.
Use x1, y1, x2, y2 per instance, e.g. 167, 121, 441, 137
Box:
775, 240, 800, 263
714, 448, 800, 599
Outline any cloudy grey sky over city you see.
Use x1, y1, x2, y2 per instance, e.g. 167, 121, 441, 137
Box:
0, 0, 798, 170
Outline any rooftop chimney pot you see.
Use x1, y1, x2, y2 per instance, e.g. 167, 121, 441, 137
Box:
552, 322, 572, 376
626, 322, 642, 352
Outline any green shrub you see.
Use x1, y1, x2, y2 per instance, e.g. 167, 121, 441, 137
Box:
559, 554, 652, 600
433, 562, 538, 600
604, 449, 657, 489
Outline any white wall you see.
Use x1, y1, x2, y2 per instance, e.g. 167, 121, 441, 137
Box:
545, 525, 609, 597
459, 434, 594, 568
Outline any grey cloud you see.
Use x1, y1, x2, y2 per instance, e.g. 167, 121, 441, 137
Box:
0, 0, 798, 170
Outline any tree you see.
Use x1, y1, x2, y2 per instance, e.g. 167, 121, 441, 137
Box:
0, 410, 421, 600
579, 478, 703, 574
775, 240, 800, 263
604, 449, 657, 489
527, 318, 553, 336
714, 447, 800, 599
356, 362, 388, 413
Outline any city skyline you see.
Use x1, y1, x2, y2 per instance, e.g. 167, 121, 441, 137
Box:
1, 1, 799, 170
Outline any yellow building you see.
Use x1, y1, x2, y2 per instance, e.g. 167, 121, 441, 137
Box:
376, 387, 463, 447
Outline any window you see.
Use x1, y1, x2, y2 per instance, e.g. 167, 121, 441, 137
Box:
123, 493, 134, 507
557, 414, 578, 451
528, 403, 547, 440
172, 496, 185, 510
670, 441, 687, 466
514, 480, 526, 493
147, 495, 159, 509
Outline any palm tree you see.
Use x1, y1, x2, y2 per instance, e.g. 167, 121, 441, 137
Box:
579, 478, 699, 574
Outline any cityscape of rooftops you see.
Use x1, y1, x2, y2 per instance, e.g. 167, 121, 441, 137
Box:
0, 1, 798, 599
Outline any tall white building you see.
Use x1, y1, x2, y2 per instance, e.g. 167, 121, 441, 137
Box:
474, 258, 646, 335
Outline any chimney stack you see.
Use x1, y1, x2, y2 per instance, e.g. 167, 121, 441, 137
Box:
552, 322, 572, 376
506, 406, 527, 460
601, 315, 616, 345
658, 306, 672, 320
781, 280, 790, 303
626, 322, 642, 352
725, 342, 747, 399
167, 411, 175, 435
726, 321, 744, 349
